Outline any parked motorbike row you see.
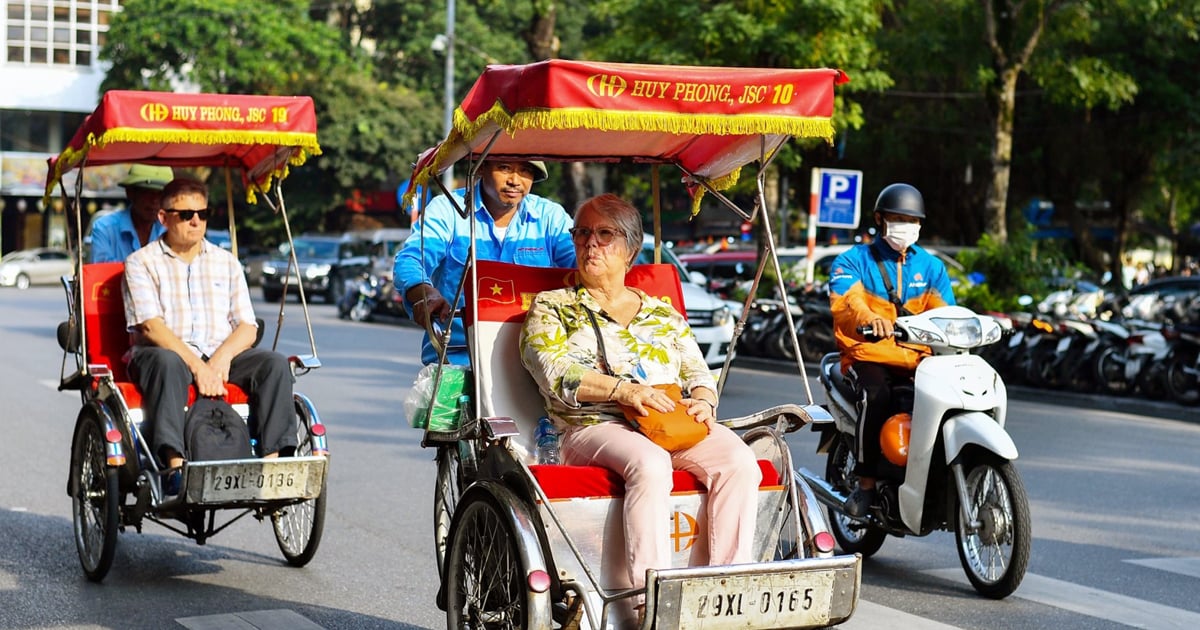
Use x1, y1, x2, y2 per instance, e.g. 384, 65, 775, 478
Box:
336, 271, 407, 322
979, 289, 1200, 405
735, 284, 838, 362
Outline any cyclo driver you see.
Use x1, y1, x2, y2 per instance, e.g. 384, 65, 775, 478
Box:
827, 183, 956, 517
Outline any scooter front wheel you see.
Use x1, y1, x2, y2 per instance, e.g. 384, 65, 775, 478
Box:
825, 437, 887, 557
954, 457, 1031, 599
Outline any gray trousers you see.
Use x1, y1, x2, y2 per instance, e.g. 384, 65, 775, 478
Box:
128, 346, 298, 465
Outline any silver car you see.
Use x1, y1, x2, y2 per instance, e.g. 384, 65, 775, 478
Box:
0, 247, 74, 289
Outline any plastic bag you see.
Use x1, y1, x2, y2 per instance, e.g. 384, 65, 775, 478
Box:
404, 364, 469, 430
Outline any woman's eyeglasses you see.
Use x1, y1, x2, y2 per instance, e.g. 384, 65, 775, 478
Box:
570, 226, 624, 245
164, 208, 210, 221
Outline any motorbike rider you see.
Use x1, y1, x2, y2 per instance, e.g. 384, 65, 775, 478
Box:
828, 183, 956, 517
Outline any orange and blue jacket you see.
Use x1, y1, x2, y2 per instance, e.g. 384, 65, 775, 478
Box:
828, 241, 955, 372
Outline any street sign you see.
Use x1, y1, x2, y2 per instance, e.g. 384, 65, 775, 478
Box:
815, 168, 863, 229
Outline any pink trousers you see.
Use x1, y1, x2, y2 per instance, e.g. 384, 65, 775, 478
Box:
560, 420, 761, 590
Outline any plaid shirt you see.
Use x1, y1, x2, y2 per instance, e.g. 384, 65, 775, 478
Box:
123, 237, 256, 357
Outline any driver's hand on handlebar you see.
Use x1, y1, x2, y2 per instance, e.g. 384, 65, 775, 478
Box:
407, 285, 452, 328
868, 317, 895, 339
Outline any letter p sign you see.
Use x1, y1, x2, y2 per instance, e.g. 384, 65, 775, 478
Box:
827, 176, 851, 200
816, 168, 863, 229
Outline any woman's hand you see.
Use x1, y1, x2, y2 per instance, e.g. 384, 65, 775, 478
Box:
612, 381, 676, 416
683, 397, 716, 428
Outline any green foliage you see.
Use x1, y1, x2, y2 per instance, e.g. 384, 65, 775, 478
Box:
955, 229, 1082, 313
101, 0, 356, 95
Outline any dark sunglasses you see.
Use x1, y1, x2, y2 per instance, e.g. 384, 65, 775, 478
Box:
569, 226, 624, 245
164, 208, 210, 221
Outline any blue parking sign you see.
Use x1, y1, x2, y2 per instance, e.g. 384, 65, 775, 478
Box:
816, 169, 863, 229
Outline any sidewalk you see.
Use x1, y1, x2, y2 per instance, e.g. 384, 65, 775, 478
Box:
731, 356, 1198, 425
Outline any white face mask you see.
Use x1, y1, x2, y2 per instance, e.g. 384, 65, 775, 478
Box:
883, 221, 920, 252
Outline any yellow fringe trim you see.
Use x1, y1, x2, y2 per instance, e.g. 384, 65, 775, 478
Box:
45, 127, 321, 205
405, 103, 832, 210
457, 102, 835, 142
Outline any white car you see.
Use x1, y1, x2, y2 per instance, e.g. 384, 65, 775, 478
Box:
638, 240, 734, 370
0, 247, 74, 289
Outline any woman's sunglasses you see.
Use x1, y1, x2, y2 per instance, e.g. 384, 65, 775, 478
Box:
569, 227, 624, 245
164, 208, 210, 221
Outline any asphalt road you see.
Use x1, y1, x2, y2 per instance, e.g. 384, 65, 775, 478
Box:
2, 285, 1199, 630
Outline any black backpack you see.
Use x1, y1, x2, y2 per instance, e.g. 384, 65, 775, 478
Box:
185, 397, 253, 461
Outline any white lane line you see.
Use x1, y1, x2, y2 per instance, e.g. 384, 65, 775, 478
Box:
1126, 557, 1200, 580
838, 599, 964, 629
925, 568, 1200, 629
177, 608, 324, 629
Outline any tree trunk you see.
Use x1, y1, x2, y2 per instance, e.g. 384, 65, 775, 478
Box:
983, 67, 1019, 245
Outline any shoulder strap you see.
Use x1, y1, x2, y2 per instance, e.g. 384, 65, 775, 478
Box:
868, 245, 913, 317
584, 307, 614, 376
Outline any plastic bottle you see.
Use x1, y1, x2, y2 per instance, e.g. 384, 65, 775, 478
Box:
534, 416, 560, 465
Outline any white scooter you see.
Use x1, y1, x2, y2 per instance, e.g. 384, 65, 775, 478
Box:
799, 305, 1031, 599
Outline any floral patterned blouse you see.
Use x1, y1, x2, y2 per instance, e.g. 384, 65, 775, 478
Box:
520, 285, 717, 427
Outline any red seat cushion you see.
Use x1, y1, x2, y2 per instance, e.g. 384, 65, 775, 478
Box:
80, 263, 251, 410
531, 460, 781, 500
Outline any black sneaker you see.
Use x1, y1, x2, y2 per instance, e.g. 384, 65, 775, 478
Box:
844, 487, 875, 518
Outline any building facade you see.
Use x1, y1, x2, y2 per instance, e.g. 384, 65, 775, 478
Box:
1, 0, 128, 255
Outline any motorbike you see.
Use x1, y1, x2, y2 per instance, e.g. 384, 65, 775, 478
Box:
800, 305, 1031, 599
337, 271, 381, 322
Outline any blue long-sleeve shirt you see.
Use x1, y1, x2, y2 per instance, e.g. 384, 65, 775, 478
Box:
89, 209, 166, 263
393, 186, 576, 364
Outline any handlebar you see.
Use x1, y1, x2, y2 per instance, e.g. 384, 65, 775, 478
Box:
856, 324, 906, 342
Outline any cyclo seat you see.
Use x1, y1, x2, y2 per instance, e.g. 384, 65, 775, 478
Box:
79, 262, 250, 419
464, 260, 781, 501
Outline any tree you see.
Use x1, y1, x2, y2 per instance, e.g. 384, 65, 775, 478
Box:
99, 0, 437, 235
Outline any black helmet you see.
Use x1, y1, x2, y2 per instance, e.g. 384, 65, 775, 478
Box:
874, 183, 925, 219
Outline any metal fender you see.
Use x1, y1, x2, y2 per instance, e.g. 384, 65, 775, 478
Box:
942, 412, 1019, 462
445, 480, 554, 626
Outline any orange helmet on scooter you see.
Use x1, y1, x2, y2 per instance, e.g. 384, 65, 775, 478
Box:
880, 413, 912, 466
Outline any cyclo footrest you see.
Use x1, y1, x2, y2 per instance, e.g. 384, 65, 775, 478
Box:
183, 455, 327, 506
644, 555, 860, 629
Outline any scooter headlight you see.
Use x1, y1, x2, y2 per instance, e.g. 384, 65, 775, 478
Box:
930, 316, 983, 347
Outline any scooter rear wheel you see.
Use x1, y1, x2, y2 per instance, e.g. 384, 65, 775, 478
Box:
825, 437, 887, 557
954, 456, 1030, 599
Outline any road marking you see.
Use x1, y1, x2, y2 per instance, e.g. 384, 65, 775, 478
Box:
177, 609, 324, 629
838, 599, 963, 629
1127, 557, 1200, 580
925, 569, 1200, 629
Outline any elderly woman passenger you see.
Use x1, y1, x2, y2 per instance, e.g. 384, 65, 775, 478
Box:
520, 193, 761, 598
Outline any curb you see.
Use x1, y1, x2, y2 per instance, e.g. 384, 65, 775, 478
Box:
731, 356, 1198, 425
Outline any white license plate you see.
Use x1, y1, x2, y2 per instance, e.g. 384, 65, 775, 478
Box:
189, 460, 322, 503
676, 570, 835, 629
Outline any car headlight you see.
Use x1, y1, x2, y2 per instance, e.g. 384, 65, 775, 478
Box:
712, 305, 732, 327
306, 264, 331, 279
261, 263, 278, 275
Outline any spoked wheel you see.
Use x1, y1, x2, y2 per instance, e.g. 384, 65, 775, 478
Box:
71, 413, 119, 582
434, 444, 463, 578
271, 403, 327, 566
1093, 347, 1130, 395
1164, 348, 1200, 405
824, 436, 887, 557
445, 492, 533, 629
954, 457, 1031, 599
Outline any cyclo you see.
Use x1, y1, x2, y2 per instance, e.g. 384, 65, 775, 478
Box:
46, 90, 330, 582
405, 60, 861, 629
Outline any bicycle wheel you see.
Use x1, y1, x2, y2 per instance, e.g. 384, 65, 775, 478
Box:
445, 492, 534, 629
434, 444, 462, 579
71, 411, 119, 582
272, 400, 327, 566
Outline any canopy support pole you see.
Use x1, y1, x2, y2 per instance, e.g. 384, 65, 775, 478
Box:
224, 165, 238, 259
652, 165, 662, 264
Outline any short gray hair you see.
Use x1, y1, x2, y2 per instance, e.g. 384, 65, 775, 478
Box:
576, 193, 642, 260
